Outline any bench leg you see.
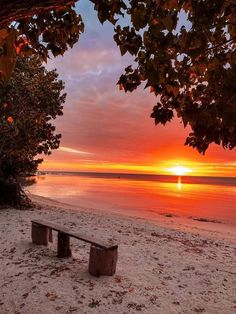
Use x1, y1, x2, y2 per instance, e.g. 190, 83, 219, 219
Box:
89, 246, 118, 276
31, 223, 50, 246
49, 228, 53, 243
57, 232, 72, 258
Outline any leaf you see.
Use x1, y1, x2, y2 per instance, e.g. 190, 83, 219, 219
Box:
120, 44, 127, 56
166, 84, 179, 97
0, 28, 8, 40
119, 83, 124, 90
164, 0, 178, 10
0, 28, 17, 81
162, 16, 174, 32
6, 116, 14, 124
42, 30, 55, 43
131, 6, 147, 30
150, 86, 155, 93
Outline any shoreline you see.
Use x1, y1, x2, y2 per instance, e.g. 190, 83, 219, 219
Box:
26, 173, 236, 228
0, 195, 235, 313
30, 194, 236, 242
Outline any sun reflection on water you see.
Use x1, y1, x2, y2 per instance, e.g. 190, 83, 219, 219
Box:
177, 177, 182, 191
27, 173, 236, 224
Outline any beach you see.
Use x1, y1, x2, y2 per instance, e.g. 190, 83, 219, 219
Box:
0, 194, 235, 314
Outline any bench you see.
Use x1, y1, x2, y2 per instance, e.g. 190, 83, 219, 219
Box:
31, 219, 118, 276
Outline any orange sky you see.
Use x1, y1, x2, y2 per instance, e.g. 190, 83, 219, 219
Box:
40, 2, 236, 177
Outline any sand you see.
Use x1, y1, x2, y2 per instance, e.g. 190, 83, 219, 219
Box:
0, 194, 235, 314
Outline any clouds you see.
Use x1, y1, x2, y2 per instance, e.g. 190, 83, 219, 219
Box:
41, 2, 236, 176
59, 146, 93, 155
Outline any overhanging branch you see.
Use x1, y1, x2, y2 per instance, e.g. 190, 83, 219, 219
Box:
0, 0, 76, 28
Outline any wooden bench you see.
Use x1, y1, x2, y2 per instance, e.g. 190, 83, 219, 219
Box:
31, 219, 118, 276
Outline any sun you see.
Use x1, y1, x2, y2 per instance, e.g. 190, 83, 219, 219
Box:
168, 165, 192, 176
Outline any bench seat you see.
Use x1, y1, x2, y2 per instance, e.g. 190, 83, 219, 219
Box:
31, 219, 118, 276
32, 219, 118, 250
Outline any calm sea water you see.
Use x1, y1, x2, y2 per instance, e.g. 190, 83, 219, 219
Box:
26, 172, 236, 225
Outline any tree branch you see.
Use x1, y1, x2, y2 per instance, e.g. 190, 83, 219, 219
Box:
0, 0, 77, 28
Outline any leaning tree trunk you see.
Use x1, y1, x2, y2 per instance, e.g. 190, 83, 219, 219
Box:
0, 176, 32, 208
0, 178, 21, 206
0, 0, 76, 28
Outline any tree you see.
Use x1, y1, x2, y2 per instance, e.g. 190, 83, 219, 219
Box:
0, 56, 65, 206
0, 0, 236, 153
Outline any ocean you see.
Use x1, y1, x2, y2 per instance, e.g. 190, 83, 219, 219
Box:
26, 172, 236, 225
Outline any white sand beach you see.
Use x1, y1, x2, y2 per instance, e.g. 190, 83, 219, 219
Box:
0, 194, 235, 314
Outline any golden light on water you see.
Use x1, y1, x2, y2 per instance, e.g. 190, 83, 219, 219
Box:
177, 177, 182, 190
167, 165, 193, 176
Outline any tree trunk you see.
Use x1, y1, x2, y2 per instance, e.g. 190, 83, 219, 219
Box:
0, 0, 76, 28
0, 179, 21, 206
0, 178, 31, 207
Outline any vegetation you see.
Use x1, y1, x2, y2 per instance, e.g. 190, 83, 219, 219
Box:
0, 57, 65, 206
0, 0, 236, 153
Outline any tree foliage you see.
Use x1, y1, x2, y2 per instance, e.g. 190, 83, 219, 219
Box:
92, 0, 236, 153
1, 0, 236, 153
0, 57, 65, 206
0, 2, 84, 81
0, 0, 75, 28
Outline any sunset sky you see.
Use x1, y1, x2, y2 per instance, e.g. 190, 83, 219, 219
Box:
41, 1, 236, 177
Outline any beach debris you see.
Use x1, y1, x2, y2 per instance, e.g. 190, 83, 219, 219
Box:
173, 301, 180, 305
88, 299, 101, 308
183, 266, 195, 271
45, 291, 58, 301
22, 293, 28, 299
149, 295, 159, 304
192, 217, 222, 224
160, 213, 177, 218
193, 307, 205, 313
50, 265, 71, 277
19, 303, 25, 309
114, 275, 122, 283
127, 302, 146, 311
68, 306, 78, 312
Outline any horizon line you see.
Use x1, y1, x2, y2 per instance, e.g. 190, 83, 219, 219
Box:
37, 170, 236, 180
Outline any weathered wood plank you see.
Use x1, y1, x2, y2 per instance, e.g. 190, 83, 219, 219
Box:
31, 219, 118, 250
